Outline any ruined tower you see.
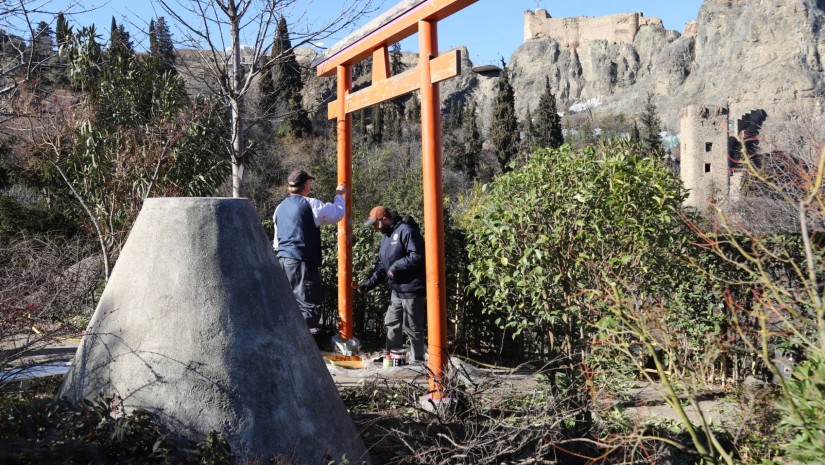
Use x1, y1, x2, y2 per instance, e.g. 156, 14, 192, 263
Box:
680, 105, 733, 207
680, 105, 769, 208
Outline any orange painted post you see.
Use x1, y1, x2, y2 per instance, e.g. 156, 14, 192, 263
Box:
418, 19, 449, 398
372, 46, 390, 83
337, 64, 354, 341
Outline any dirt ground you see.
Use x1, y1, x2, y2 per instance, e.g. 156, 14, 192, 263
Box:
2, 333, 749, 435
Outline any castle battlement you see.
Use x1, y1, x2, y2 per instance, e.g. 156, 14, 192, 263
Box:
524, 9, 662, 48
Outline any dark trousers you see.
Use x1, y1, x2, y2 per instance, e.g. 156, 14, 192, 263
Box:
384, 292, 426, 361
278, 257, 322, 331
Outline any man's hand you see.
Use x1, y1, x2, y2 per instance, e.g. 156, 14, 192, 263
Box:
387, 269, 394, 278
351, 281, 366, 294
335, 183, 346, 196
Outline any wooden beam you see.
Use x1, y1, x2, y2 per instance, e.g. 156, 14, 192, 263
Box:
372, 46, 390, 83
316, 0, 478, 77
327, 49, 460, 119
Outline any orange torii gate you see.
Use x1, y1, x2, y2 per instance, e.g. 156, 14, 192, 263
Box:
317, 0, 478, 397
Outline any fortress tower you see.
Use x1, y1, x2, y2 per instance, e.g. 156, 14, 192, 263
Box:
680, 106, 768, 208
680, 105, 733, 207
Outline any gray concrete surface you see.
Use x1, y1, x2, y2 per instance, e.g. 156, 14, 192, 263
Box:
58, 198, 369, 465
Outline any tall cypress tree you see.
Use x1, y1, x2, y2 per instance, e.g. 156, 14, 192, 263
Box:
258, 57, 276, 116
453, 100, 464, 129
269, 16, 310, 137
108, 17, 133, 62
444, 100, 458, 129
392, 106, 403, 141
630, 121, 641, 144
388, 42, 408, 118
535, 76, 564, 149
640, 93, 664, 157
53, 13, 72, 84
31, 21, 54, 63
489, 66, 518, 172
407, 95, 420, 122
27, 21, 56, 84
390, 42, 405, 75
522, 106, 535, 153
148, 17, 176, 74
55, 13, 71, 49
369, 104, 384, 143
463, 100, 482, 180
149, 19, 156, 56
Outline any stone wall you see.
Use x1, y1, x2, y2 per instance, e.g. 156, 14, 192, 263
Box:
523, 9, 663, 48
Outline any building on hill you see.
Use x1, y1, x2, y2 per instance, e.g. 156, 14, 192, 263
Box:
523, 9, 663, 49
680, 105, 768, 208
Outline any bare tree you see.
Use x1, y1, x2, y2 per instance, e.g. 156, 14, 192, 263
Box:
155, 0, 382, 197
0, 0, 87, 96
0, 235, 101, 382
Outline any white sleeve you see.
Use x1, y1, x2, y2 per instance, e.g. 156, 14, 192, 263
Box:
307, 195, 345, 226
272, 204, 280, 250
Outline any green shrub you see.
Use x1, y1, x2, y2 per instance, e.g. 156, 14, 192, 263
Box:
461, 140, 691, 362
777, 353, 825, 462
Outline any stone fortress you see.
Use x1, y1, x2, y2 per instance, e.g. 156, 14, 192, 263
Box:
680, 105, 768, 208
524, 9, 663, 49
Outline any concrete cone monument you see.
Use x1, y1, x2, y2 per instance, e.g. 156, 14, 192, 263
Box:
60, 198, 369, 464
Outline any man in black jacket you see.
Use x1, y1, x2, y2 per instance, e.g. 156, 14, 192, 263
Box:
357, 206, 426, 361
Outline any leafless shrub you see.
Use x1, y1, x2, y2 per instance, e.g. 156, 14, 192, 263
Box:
0, 234, 101, 379
342, 360, 673, 465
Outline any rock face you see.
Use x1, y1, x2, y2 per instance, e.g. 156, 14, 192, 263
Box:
500, 0, 825, 130
681, 0, 824, 122
59, 198, 369, 464
298, 0, 824, 134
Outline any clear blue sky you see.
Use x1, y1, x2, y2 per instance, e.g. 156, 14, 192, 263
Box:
35, 0, 704, 65
434, 0, 704, 65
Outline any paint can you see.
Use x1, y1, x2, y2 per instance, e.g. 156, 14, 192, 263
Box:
390, 349, 408, 367
382, 356, 392, 369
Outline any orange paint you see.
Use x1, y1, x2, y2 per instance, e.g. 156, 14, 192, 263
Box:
337, 64, 354, 341
418, 19, 449, 399
372, 46, 390, 83
326, 50, 460, 120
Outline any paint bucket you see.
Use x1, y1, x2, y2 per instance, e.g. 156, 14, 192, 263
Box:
390, 349, 408, 367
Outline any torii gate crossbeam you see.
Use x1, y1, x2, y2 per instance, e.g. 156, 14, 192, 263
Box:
317, 0, 478, 398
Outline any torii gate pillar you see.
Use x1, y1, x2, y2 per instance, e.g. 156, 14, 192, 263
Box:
317, 0, 478, 397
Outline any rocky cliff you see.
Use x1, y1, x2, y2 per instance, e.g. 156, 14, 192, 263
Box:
463, 0, 825, 132
301, 0, 824, 136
